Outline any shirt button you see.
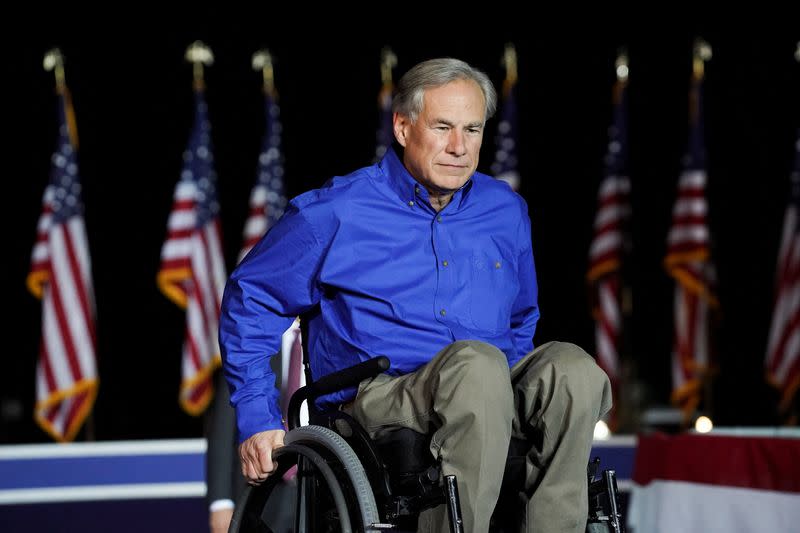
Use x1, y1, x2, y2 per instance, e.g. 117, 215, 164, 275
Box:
440, 309, 446, 316
408, 200, 415, 206
442, 260, 448, 267
437, 215, 443, 222
495, 261, 501, 269
415, 186, 420, 194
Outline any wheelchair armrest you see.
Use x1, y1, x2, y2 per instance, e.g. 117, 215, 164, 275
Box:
312, 356, 390, 397
288, 356, 390, 429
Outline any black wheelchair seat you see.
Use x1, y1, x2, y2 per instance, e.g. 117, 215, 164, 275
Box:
373, 427, 433, 476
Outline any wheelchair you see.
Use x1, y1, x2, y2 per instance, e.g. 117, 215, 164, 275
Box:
229, 355, 625, 533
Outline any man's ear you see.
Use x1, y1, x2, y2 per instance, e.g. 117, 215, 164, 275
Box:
393, 112, 408, 147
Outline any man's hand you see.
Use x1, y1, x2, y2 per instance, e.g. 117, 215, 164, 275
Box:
209, 507, 234, 533
239, 429, 286, 485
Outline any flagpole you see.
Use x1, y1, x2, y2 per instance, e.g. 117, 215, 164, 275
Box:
616, 48, 631, 320
694, 37, 714, 425
252, 49, 276, 98
43, 48, 95, 442
788, 41, 800, 424
771, 42, 800, 424
614, 48, 634, 433
185, 40, 213, 91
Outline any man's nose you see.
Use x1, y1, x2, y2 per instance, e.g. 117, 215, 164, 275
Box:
446, 130, 467, 156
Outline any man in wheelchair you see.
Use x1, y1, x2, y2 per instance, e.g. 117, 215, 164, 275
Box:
219, 57, 613, 532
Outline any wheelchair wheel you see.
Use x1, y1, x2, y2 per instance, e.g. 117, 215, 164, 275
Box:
229, 425, 380, 533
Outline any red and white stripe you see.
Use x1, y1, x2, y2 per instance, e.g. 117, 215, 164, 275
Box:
630, 432, 800, 532
766, 188, 800, 411
595, 278, 622, 379
29, 187, 98, 442
238, 184, 270, 263
665, 169, 716, 415
158, 181, 227, 415
588, 175, 630, 389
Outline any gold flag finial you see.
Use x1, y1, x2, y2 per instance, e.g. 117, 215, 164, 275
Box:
252, 49, 275, 96
612, 47, 629, 106
185, 41, 214, 90
43, 47, 78, 148
692, 38, 712, 80
43, 48, 66, 92
502, 43, 518, 89
615, 47, 629, 82
380, 47, 397, 86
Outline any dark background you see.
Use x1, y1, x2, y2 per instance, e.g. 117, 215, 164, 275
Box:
4, 18, 799, 443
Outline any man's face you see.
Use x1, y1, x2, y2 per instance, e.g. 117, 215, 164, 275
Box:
394, 79, 486, 195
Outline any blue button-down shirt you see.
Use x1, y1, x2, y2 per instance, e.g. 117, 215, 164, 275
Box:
220, 149, 539, 441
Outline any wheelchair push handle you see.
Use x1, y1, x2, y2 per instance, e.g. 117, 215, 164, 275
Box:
311, 355, 390, 397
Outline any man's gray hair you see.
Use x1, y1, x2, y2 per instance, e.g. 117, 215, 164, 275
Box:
392, 58, 497, 123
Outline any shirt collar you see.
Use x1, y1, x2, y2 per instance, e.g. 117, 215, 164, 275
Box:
379, 148, 474, 211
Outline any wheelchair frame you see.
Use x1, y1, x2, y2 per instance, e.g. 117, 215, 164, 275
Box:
230, 355, 625, 533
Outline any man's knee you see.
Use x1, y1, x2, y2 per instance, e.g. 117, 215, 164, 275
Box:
548, 341, 597, 369
436, 341, 513, 405
431, 341, 514, 455
523, 342, 611, 406
533, 341, 597, 373
440, 340, 510, 379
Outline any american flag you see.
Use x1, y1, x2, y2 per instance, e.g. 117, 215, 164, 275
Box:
664, 73, 718, 419
158, 87, 227, 415
27, 88, 98, 442
238, 91, 286, 262
765, 131, 800, 415
587, 75, 631, 428
373, 74, 393, 163
490, 76, 520, 192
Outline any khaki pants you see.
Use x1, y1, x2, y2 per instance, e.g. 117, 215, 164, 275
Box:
350, 340, 612, 533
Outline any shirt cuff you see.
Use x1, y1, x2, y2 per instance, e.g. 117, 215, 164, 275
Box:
209, 499, 235, 512
237, 396, 285, 442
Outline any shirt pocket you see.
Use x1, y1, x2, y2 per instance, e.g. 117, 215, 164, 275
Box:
469, 249, 519, 332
